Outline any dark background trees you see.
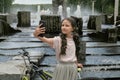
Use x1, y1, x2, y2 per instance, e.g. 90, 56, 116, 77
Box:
0, 0, 14, 13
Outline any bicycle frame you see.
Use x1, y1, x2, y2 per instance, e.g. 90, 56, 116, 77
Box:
20, 48, 52, 80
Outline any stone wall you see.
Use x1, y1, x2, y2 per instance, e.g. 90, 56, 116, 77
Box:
87, 15, 102, 32
0, 14, 21, 36
17, 11, 31, 27
41, 15, 61, 34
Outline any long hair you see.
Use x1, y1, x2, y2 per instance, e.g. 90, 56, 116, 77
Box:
60, 17, 80, 58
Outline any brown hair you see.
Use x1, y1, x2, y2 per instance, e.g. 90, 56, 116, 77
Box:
59, 17, 80, 59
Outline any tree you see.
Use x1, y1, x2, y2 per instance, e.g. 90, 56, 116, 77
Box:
0, 0, 14, 13
94, 0, 114, 14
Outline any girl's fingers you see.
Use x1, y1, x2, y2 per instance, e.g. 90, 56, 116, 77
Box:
41, 30, 45, 32
38, 23, 43, 27
36, 27, 45, 32
34, 26, 46, 37
40, 27, 45, 30
77, 63, 83, 68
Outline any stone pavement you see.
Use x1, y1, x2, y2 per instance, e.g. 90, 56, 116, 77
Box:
0, 26, 120, 79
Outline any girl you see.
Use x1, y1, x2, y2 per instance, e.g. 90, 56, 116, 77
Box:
33, 17, 83, 80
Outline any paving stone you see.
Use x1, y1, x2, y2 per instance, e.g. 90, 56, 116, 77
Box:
0, 42, 49, 49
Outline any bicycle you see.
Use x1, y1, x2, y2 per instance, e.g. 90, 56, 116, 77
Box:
19, 48, 52, 80
19, 48, 82, 80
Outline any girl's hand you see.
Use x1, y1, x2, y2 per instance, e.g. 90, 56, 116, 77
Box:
77, 63, 83, 68
33, 24, 45, 37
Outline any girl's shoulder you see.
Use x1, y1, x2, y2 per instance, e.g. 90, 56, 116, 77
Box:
54, 36, 61, 41
52, 36, 61, 49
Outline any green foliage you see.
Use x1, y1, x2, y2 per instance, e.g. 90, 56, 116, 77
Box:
95, 0, 114, 14
105, 5, 114, 14
0, 0, 14, 13
67, 0, 79, 5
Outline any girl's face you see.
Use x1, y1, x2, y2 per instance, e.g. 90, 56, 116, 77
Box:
61, 20, 74, 36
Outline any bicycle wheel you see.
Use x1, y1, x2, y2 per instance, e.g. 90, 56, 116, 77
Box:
21, 75, 29, 80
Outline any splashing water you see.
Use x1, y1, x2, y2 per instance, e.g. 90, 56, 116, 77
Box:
57, 5, 63, 18
67, 7, 70, 17
74, 5, 82, 18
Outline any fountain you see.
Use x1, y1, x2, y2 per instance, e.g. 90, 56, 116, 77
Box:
57, 5, 63, 19
67, 7, 70, 17
92, 0, 96, 15
74, 5, 82, 18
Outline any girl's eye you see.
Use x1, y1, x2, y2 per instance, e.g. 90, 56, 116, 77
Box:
66, 25, 69, 27
62, 24, 70, 27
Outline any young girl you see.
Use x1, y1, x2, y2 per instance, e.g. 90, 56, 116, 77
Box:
33, 17, 83, 80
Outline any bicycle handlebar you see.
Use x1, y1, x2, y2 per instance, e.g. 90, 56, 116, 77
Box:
21, 48, 29, 56
18, 48, 29, 57
19, 48, 40, 70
